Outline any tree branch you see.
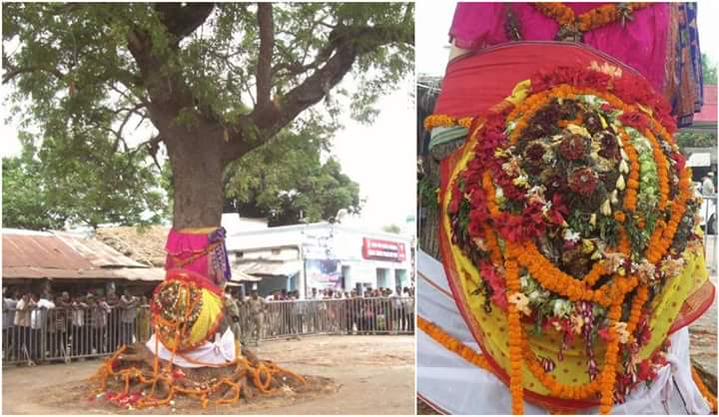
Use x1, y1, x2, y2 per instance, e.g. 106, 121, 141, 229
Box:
254, 24, 412, 139
154, 3, 215, 45
2, 63, 65, 84
256, 3, 274, 112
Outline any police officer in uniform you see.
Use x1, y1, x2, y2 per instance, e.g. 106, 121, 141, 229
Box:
247, 289, 266, 346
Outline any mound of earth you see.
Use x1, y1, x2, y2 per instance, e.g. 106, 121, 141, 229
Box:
84, 343, 335, 411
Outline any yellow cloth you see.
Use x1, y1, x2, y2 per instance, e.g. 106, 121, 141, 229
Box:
189, 289, 224, 347
439, 79, 711, 396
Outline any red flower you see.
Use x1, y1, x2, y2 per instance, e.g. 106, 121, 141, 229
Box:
449, 184, 462, 215
524, 142, 547, 165
637, 359, 656, 381
598, 133, 620, 160
620, 112, 651, 132
559, 134, 589, 160
480, 262, 508, 311
673, 152, 686, 172
568, 167, 599, 196
598, 326, 611, 342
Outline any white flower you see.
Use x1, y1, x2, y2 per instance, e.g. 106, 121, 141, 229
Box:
567, 124, 591, 138
613, 322, 631, 344
508, 292, 531, 316
589, 213, 597, 226
616, 175, 626, 191
571, 315, 585, 335
552, 299, 572, 318
563, 228, 581, 243
600, 199, 612, 216
513, 175, 529, 188
635, 260, 657, 285
619, 159, 629, 174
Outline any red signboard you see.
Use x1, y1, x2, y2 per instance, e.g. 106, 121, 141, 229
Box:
362, 238, 406, 262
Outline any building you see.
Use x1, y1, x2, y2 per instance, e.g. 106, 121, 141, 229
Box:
2, 228, 165, 295
225, 222, 414, 299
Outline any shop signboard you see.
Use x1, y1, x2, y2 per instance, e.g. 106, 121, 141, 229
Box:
362, 238, 406, 262
305, 259, 343, 290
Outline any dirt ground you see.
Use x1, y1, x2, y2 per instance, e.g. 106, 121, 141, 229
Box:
2, 335, 415, 415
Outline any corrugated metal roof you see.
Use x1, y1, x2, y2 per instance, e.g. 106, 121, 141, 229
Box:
2, 266, 165, 281
112, 267, 166, 281
2, 266, 119, 279
2, 233, 94, 270
55, 232, 148, 268
2, 229, 165, 282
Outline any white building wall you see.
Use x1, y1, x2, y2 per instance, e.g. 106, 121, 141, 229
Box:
225, 222, 413, 298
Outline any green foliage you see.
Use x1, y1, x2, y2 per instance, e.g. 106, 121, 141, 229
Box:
675, 131, 717, 149
2, 3, 413, 226
702, 53, 717, 85
223, 121, 360, 226
2, 132, 167, 230
2, 148, 65, 230
3, 3, 414, 134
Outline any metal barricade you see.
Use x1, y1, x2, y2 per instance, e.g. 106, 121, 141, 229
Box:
236, 297, 415, 343
2, 305, 152, 366
700, 194, 717, 273
2, 297, 415, 366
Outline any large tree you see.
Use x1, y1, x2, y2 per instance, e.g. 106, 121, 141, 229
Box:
2, 3, 413, 229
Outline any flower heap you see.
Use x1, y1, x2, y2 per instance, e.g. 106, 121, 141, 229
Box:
151, 277, 215, 352
441, 64, 705, 414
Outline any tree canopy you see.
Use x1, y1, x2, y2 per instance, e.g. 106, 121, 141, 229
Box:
224, 122, 361, 226
702, 53, 717, 85
2, 133, 166, 230
2, 3, 414, 228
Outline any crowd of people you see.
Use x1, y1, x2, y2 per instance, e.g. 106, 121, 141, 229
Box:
2, 287, 148, 365
225, 286, 416, 346
2, 284, 416, 364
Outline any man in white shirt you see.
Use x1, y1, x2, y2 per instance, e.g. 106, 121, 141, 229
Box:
3, 288, 18, 360
31, 293, 54, 361
71, 296, 88, 356
702, 172, 716, 196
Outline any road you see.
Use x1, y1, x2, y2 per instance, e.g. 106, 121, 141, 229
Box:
2, 335, 415, 415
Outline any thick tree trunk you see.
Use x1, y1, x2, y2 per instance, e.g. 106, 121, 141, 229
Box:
164, 123, 227, 229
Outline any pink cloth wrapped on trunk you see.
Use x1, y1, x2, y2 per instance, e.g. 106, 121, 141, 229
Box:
164, 228, 231, 288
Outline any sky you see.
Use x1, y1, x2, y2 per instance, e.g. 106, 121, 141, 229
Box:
417, 1, 719, 76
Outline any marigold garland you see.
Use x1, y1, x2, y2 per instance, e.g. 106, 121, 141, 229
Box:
92, 280, 306, 410
534, 3, 651, 34
692, 366, 718, 413
424, 114, 474, 131
598, 304, 622, 414
505, 259, 525, 415
439, 64, 706, 415
417, 317, 493, 370
620, 130, 641, 213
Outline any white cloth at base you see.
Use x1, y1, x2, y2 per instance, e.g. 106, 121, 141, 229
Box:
417, 249, 712, 415
145, 328, 236, 369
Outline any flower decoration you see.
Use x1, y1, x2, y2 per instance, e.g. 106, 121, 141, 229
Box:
568, 167, 599, 196
509, 292, 532, 316
437, 64, 710, 414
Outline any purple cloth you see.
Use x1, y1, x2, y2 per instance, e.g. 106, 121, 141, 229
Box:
449, 3, 670, 93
